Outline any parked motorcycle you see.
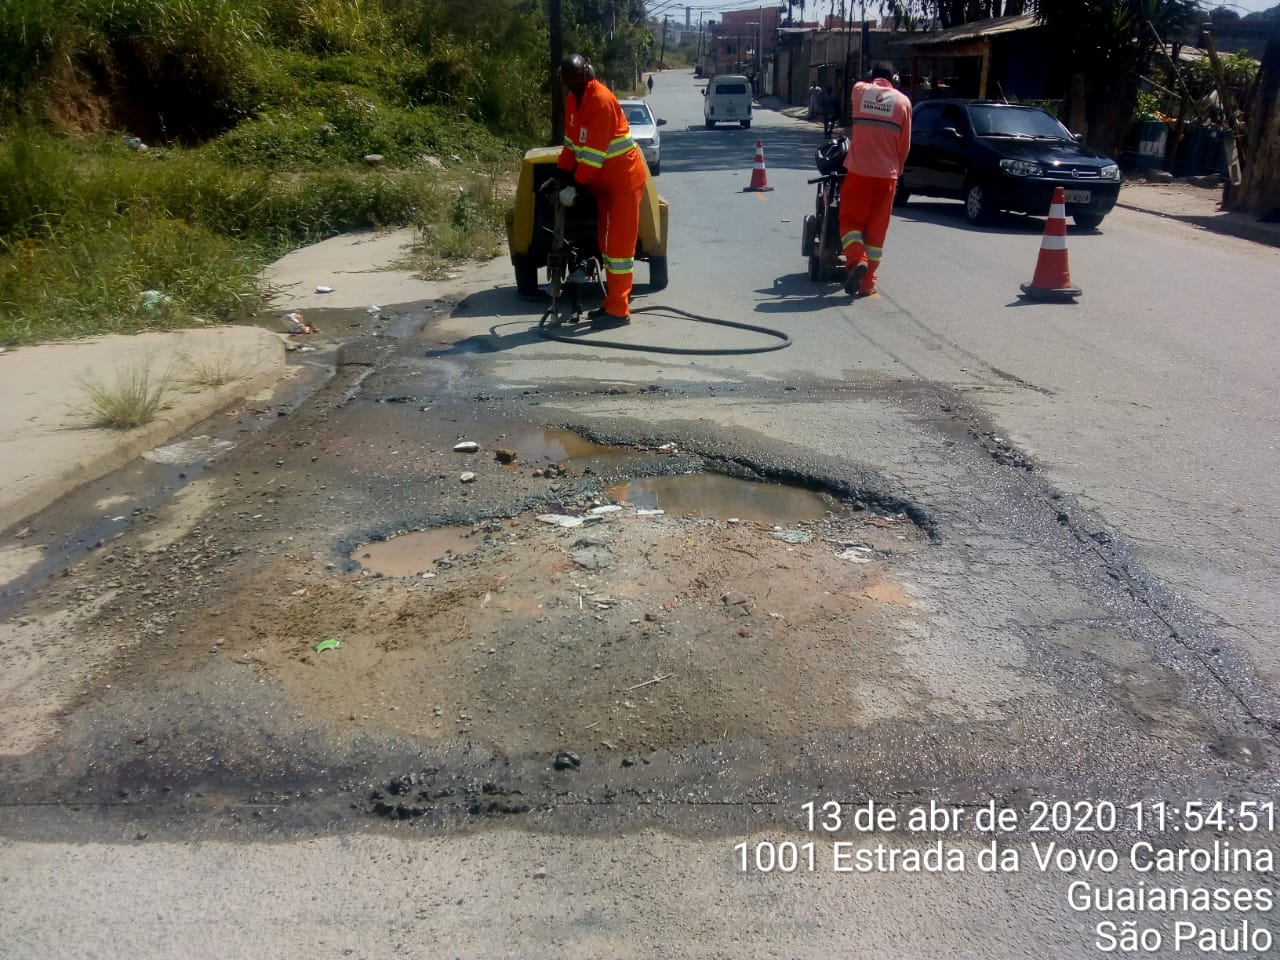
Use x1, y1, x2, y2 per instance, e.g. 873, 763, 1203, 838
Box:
801, 137, 849, 281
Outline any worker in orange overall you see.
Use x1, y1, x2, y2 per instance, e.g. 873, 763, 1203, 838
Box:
840, 63, 912, 297
556, 53, 648, 328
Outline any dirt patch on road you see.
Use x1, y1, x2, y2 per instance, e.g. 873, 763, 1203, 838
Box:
219, 509, 926, 756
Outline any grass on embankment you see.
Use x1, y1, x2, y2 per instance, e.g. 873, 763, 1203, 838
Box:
0, 0, 550, 346
0, 126, 517, 347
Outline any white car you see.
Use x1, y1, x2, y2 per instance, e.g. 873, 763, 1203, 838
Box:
620, 98, 663, 176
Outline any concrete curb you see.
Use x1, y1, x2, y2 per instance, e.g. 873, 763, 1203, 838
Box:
0, 328, 287, 533
1114, 201, 1280, 249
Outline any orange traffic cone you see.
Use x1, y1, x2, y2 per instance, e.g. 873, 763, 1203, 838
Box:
742, 140, 773, 192
1020, 186, 1080, 300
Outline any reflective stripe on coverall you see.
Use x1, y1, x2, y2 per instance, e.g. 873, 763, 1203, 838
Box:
559, 78, 648, 317
838, 78, 912, 294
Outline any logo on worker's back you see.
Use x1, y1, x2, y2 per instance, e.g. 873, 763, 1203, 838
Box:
579, 126, 588, 143
860, 88, 895, 117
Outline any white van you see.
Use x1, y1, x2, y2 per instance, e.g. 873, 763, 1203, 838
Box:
703, 75, 753, 129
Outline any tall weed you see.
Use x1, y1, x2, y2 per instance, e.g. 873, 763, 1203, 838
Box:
71, 0, 268, 136
0, 0, 62, 113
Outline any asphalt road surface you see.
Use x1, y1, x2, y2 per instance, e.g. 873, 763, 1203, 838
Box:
2, 70, 1278, 959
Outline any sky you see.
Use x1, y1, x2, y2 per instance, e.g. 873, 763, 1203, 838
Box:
1214, 0, 1277, 15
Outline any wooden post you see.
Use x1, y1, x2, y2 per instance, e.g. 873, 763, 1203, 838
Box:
1204, 26, 1245, 181
978, 40, 990, 99
549, 0, 563, 148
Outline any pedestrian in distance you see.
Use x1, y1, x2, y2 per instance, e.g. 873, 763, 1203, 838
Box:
647, 74, 654, 95
808, 82, 822, 121
838, 62, 912, 298
821, 86, 838, 137
555, 53, 648, 328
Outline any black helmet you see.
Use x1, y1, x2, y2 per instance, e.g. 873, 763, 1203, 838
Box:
815, 137, 848, 175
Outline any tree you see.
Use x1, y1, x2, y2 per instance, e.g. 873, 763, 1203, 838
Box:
1031, 0, 1200, 156
884, 0, 1198, 155
1228, 18, 1280, 216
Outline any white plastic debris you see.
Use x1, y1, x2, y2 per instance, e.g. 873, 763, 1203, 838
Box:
635, 509, 664, 517
315, 285, 334, 294
282, 311, 314, 334
143, 435, 234, 465
836, 549, 873, 563
656, 442, 678, 453
367, 304, 382, 315
537, 514, 585, 528
460, 472, 476, 483
452, 441, 480, 453
138, 290, 171, 313
589, 505, 623, 515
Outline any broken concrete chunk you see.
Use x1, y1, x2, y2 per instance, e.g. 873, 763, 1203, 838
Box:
459, 472, 476, 483
569, 541, 615, 570
537, 514, 585, 528
837, 549, 873, 563
771, 528, 811, 544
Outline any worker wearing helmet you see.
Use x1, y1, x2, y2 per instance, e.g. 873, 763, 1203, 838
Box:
557, 53, 648, 328
840, 63, 912, 298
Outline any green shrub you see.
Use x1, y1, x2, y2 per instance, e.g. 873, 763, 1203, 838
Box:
0, 212, 261, 343
0, 0, 64, 115
71, 0, 269, 137
0, 126, 81, 237
260, 0, 390, 54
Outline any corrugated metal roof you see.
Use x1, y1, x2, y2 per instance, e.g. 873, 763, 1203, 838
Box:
901, 13, 1039, 47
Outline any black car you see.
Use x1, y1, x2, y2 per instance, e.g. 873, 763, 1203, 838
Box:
899, 99, 1121, 229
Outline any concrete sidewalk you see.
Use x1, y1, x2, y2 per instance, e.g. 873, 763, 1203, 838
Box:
0, 227, 510, 537
1114, 178, 1280, 248
0, 326, 285, 533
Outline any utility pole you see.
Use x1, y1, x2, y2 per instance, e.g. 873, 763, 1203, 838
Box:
858, 0, 866, 81
757, 6, 763, 87
549, 0, 563, 147
660, 15, 669, 68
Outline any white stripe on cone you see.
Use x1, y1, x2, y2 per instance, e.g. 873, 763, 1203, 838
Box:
1040, 235, 1068, 251
1049, 202, 1066, 219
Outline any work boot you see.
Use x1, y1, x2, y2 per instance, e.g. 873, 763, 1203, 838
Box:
588, 307, 630, 329
844, 260, 868, 297
859, 264, 879, 297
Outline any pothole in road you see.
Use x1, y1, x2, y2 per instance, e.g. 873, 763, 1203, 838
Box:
606, 473, 836, 523
352, 522, 513, 577
235, 504, 929, 757
508, 428, 628, 465
352, 472, 847, 576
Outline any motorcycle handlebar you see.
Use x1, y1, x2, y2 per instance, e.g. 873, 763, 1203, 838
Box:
807, 173, 843, 184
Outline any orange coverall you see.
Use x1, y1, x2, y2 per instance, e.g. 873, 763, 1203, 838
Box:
558, 78, 648, 317
839, 78, 912, 294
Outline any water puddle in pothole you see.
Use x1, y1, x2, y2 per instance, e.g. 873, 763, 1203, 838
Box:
252, 304, 426, 340
605, 473, 838, 523
352, 524, 508, 576
506, 428, 630, 465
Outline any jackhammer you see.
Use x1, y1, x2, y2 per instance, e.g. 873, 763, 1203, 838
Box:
536, 178, 602, 328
